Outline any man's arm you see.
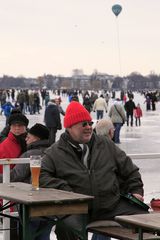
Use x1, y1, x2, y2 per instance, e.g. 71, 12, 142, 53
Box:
114, 145, 144, 196
39, 153, 72, 192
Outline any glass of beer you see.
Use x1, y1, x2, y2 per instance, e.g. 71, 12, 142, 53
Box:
30, 155, 42, 190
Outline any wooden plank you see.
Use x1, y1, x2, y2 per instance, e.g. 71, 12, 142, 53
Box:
88, 227, 160, 240
0, 183, 93, 205
116, 214, 160, 232
29, 202, 88, 217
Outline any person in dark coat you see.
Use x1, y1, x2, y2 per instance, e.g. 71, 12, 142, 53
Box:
0, 123, 50, 183
83, 95, 92, 113
40, 101, 148, 240
124, 97, 136, 126
44, 99, 62, 144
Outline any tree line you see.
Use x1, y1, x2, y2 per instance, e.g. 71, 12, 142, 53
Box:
0, 72, 160, 90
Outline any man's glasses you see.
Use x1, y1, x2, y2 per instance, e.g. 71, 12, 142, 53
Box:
82, 121, 94, 127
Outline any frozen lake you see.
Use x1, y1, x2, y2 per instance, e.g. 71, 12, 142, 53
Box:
0, 91, 160, 239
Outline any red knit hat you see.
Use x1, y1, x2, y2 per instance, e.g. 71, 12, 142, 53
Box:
64, 101, 92, 128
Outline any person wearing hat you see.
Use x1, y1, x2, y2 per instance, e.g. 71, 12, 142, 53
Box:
0, 108, 22, 143
0, 113, 29, 174
0, 123, 50, 183
40, 101, 147, 240
44, 99, 62, 144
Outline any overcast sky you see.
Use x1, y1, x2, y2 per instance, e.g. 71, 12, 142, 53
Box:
0, 0, 160, 77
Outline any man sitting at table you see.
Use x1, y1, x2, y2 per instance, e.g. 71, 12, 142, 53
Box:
40, 101, 148, 240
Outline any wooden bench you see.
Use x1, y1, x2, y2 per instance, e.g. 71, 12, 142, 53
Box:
87, 220, 159, 240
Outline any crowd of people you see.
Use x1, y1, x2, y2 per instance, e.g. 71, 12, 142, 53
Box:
0, 88, 159, 240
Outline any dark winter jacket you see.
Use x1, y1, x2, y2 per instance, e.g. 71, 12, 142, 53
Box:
40, 132, 144, 213
83, 97, 92, 113
44, 102, 62, 129
124, 100, 136, 115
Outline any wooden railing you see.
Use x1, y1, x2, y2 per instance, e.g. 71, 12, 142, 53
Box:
0, 153, 160, 240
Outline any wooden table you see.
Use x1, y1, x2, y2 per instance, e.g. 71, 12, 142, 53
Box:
115, 213, 160, 240
0, 182, 93, 240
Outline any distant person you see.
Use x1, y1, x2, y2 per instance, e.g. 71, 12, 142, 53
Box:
55, 97, 65, 116
71, 93, 79, 102
144, 95, 151, 111
150, 92, 157, 111
44, 91, 50, 107
44, 99, 62, 144
83, 94, 92, 113
124, 97, 136, 127
104, 93, 110, 106
134, 103, 143, 126
16, 90, 26, 113
93, 95, 108, 120
109, 99, 126, 144
123, 94, 127, 104
1, 101, 15, 125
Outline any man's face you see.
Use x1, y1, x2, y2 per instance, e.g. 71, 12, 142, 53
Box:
67, 121, 93, 143
10, 123, 26, 136
25, 133, 40, 145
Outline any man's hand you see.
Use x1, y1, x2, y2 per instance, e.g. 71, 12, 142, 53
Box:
132, 193, 144, 202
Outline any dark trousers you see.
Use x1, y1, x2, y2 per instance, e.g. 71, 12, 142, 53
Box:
55, 198, 148, 240
113, 123, 122, 144
126, 113, 133, 126
96, 110, 104, 120
135, 118, 141, 126
48, 127, 57, 145
30, 219, 53, 240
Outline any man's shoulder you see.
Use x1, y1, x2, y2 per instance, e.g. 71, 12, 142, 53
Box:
44, 138, 64, 153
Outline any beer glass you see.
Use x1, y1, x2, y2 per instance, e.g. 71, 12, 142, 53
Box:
30, 155, 42, 190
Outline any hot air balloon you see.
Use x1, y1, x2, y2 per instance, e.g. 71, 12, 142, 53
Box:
112, 4, 122, 17
112, 4, 122, 76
